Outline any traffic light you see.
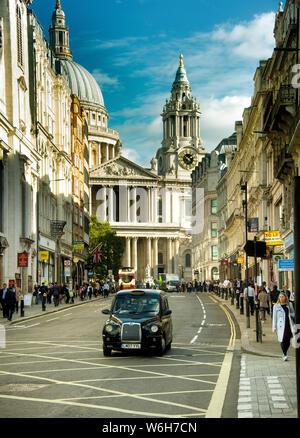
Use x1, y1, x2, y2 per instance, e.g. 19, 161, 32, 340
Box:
244, 240, 267, 258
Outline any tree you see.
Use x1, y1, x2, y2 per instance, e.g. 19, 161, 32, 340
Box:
88, 216, 125, 280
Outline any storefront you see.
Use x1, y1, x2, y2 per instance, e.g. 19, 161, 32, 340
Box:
38, 235, 56, 285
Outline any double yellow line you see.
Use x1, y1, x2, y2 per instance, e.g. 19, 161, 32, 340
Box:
209, 294, 236, 350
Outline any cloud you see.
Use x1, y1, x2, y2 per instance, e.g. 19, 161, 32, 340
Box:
211, 12, 276, 59
91, 69, 119, 88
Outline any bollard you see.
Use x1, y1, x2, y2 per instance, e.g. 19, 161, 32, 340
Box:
240, 296, 244, 314
20, 300, 24, 317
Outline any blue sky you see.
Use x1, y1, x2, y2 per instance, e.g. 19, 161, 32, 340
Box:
30, 0, 279, 166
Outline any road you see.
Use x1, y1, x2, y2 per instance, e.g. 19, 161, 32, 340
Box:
0, 292, 240, 418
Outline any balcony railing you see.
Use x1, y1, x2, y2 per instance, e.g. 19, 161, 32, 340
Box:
264, 85, 296, 131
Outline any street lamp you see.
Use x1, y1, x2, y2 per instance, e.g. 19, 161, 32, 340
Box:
241, 180, 250, 329
0, 236, 9, 287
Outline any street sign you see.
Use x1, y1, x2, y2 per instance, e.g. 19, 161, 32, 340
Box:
248, 217, 259, 233
244, 240, 267, 257
50, 220, 66, 238
264, 231, 284, 246
17, 252, 28, 267
278, 259, 294, 271
64, 260, 71, 266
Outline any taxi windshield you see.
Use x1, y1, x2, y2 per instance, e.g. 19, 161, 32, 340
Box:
112, 294, 160, 316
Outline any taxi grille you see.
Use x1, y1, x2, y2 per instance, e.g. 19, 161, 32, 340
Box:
121, 323, 141, 342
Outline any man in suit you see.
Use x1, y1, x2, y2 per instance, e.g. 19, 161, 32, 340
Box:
5, 286, 16, 321
0, 283, 8, 318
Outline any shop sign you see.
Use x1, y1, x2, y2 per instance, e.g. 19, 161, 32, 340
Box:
64, 260, 71, 266
17, 252, 28, 267
264, 231, 283, 246
64, 266, 71, 277
248, 218, 259, 233
221, 260, 228, 266
73, 241, 84, 250
237, 257, 244, 264
39, 251, 49, 261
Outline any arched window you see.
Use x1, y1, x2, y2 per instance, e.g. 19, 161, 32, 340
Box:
211, 267, 219, 281
16, 6, 23, 66
185, 253, 191, 268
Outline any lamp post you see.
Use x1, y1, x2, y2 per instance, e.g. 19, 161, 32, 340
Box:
241, 180, 250, 328
0, 237, 9, 287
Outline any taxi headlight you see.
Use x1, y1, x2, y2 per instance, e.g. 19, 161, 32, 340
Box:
105, 325, 113, 333
150, 325, 159, 333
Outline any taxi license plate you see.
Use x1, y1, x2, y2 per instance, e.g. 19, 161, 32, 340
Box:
121, 344, 141, 349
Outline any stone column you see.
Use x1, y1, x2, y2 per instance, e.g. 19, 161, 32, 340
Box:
126, 237, 131, 267
98, 143, 101, 164
106, 144, 109, 162
148, 187, 152, 223
132, 237, 138, 272
146, 237, 152, 270
153, 237, 158, 280
174, 239, 179, 276
132, 186, 137, 222
108, 186, 114, 223
152, 187, 157, 223
167, 238, 172, 273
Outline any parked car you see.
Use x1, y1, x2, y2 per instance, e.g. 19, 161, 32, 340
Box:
101, 289, 173, 356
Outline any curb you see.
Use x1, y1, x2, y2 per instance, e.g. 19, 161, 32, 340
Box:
209, 292, 282, 358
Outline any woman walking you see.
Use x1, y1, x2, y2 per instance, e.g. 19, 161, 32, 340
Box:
272, 292, 295, 361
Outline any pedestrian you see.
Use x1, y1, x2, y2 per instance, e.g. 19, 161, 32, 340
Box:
33, 283, 40, 304
15, 284, 22, 314
59, 284, 65, 304
244, 281, 255, 315
270, 285, 280, 317
272, 292, 295, 361
48, 283, 54, 304
88, 282, 93, 299
53, 282, 60, 307
289, 290, 295, 313
103, 282, 109, 298
0, 283, 8, 318
40, 283, 48, 311
62, 284, 69, 303
258, 286, 270, 333
69, 288, 74, 304
262, 281, 270, 314
5, 286, 16, 321
282, 285, 291, 299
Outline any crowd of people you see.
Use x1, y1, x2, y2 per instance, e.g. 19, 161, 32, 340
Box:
0, 279, 119, 322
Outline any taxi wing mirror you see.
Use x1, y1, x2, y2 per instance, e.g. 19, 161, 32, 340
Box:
102, 309, 110, 315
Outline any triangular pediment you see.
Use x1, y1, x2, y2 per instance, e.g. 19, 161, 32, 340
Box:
89, 156, 159, 180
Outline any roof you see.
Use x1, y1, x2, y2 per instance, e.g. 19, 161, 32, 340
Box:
59, 59, 105, 109
116, 290, 164, 296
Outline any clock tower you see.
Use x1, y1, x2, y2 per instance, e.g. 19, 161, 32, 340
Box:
156, 55, 205, 179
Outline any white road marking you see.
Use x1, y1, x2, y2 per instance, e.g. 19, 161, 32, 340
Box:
46, 318, 59, 322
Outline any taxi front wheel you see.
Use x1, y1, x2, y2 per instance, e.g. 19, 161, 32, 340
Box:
157, 337, 166, 356
103, 346, 112, 356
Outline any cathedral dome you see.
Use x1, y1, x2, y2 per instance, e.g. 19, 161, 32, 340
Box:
59, 59, 105, 109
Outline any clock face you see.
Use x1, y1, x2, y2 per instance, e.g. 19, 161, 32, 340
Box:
178, 149, 197, 170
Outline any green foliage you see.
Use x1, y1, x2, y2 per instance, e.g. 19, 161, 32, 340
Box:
88, 216, 125, 280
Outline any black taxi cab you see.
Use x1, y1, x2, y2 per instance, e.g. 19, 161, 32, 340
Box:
101, 289, 172, 356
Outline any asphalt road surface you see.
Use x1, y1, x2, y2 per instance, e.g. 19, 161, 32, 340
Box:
0, 292, 240, 419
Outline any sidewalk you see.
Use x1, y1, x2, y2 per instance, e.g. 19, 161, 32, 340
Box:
210, 291, 298, 418
0, 294, 105, 327
209, 291, 295, 358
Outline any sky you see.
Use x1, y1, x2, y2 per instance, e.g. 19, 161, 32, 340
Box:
30, 0, 280, 167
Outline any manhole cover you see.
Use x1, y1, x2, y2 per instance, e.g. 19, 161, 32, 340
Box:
0, 384, 48, 392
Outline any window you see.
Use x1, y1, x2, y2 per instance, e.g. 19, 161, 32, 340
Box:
185, 199, 192, 217
211, 267, 219, 281
211, 222, 218, 238
74, 207, 78, 225
185, 253, 191, 268
158, 198, 163, 223
79, 211, 83, 228
211, 199, 217, 215
211, 245, 218, 261
16, 6, 23, 66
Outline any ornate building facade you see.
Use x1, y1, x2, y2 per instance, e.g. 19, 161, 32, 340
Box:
90, 56, 206, 282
